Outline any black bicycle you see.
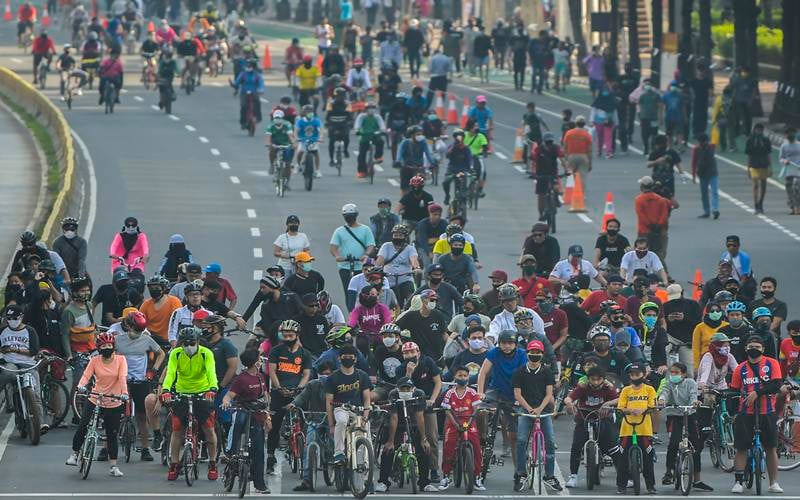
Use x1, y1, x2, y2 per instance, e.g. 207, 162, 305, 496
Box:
223, 399, 269, 498
532, 172, 570, 234
477, 396, 517, 483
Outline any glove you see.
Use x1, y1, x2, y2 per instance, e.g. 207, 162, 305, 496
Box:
160, 392, 173, 404
145, 369, 156, 381
203, 391, 216, 402
77, 385, 87, 394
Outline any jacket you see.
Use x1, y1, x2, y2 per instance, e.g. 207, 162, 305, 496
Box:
692, 319, 728, 370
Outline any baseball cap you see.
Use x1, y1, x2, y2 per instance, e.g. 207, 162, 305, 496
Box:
607, 275, 625, 284
518, 254, 536, 265
427, 263, 444, 274
186, 263, 203, 273
295, 251, 314, 263
113, 269, 129, 282
301, 293, 319, 306
526, 340, 545, 352
666, 283, 683, 300
396, 376, 414, 388
420, 289, 438, 300
568, 244, 584, 257
489, 269, 508, 281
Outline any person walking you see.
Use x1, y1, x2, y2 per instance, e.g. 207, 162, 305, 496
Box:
582, 45, 605, 98
509, 24, 528, 90
691, 133, 720, 220
590, 86, 618, 159
779, 128, 800, 215
745, 123, 772, 214
728, 66, 758, 151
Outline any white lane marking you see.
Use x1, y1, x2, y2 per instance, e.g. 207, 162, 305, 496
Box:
120, 88, 128, 94
250, 170, 270, 176
210, 148, 220, 156
71, 131, 97, 241
133, 95, 143, 102
240, 190, 251, 200
10, 57, 22, 63
150, 104, 159, 111
253, 248, 263, 258
577, 213, 593, 224
260, 97, 269, 104
514, 165, 527, 174
199, 136, 209, 143
211, 81, 224, 87
220, 161, 231, 170
494, 151, 508, 160
387, 178, 400, 187
250, 227, 261, 237
253, 269, 263, 280
185, 125, 196, 132
374, 164, 384, 172
168, 114, 179, 121
0, 413, 15, 465
246, 209, 257, 218
230, 176, 241, 184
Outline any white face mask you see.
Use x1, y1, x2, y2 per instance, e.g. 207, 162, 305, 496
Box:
382, 337, 397, 348
124, 226, 137, 235
398, 390, 413, 400
415, 135, 425, 142
64, 230, 77, 239
48, 300, 57, 310
7, 319, 22, 329
469, 339, 484, 350
183, 345, 198, 356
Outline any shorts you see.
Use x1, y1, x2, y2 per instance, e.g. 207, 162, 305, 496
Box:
749, 167, 772, 180
665, 118, 683, 137
554, 62, 567, 76
429, 74, 447, 92
170, 397, 216, 431
535, 174, 557, 195
127, 380, 152, 413
475, 56, 490, 66
589, 78, 604, 93
734, 412, 777, 450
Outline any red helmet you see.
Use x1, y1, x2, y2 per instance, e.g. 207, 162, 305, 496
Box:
192, 309, 211, 325
303, 54, 313, 63
125, 311, 148, 331
97, 332, 116, 347
353, 57, 363, 65
401, 341, 419, 352
410, 175, 425, 188
526, 340, 545, 352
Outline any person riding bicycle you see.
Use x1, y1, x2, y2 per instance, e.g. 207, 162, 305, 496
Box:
17, 2, 36, 42
154, 19, 177, 46
56, 44, 88, 99
31, 29, 56, 86
386, 92, 410, 158
374, 224, 420, 306
464, 119, 490, 194
616, 362, 658, 494
512, 308, 556, 367
273, 95, 298, 125
295, 104, 323, 178
121, 2, 141, 41
313, 325, 369, 373
140, 30, 159, 63
346, 57, 371, 103
321, 44, 346, 97
160, 326, 219, 481
289, 361, 334, 491
324, 86, 352, 166
98, 50, 123, 106
266, 109, 295, 175
80, 31, 103, 74
230, 60, 265, 130
377, 62, 401, 116
66, 331, 129, 477
375, 376, 434, 492
155, 46, 177, 109
396, 125, 435, 193
398, 174, 433, 228
200, 2, 220, 24
467, 95, 494, 148
295, 54, 321, 109
442, 128, 473, 206
69, 4, 88, 40
355, 103, 386, 177
531, 132, 566, 220
175, 31, 200, 86
405, 85, 429, 125
578, 325, 630, 382
0, 305, 45, 430
167, 281, 209, 347
324, 343, 372, 463
439, 365, 485, 491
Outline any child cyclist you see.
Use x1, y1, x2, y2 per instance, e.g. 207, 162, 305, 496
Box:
438, 365, 485, 491
563, 366, 623, 489
616, 362, 658, 494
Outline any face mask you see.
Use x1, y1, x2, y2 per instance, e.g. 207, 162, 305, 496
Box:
594, 341, 610, 353
451, 247, 464, 256
428, 277, 442, 285
115, 282, 128, 293
100, 347, 114, 358
284, 337, 297, 348
392, 238, 406, 246
246, 67, 254, 72
124, 226, 138, 235
791, 335, 800, 346
48, 299, 56, 310
708, 311, 723, 322
427, 300, 437, 309
399, 390, 413, 400
729, 317, 743, 328
746, 348, 763, 360
378, 207, 390, 216
455, 378, 469, 387
522, 265, 536, 276
609, 317, 624, 328
303, 62, 311, 68
415, 135, 425, 142
606, 228, 619, 236
288, 224, 299, 232
528, 353, 543, 363
340, 357, 356, 368
635, 250, 648, 259
128, 330, 142, 340
644, 316, 657, 329
718, 346, 731, 355
7, 319, 22, 329
644, 85, 652, 92
302, 263, 313, 272
669, 375, 682, 384
76, 291, 91, 302
757, 320, 771, 331
762, 290, 775, 299
361, 296, 378, 307
344, 214, 357, 224
64, 230, 77, 239
383, 337, 397, 348
184, 345, 198, 356
629, 377, 644, 386
469, 339, 484, 350
538, 302, 554, 314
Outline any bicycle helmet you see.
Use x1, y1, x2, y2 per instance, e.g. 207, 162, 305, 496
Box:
401, 341, 419, 352
333, 86, 346, 96
752, 307, 773, 320
639, 301, 659, 315
260, 275, 282, 289
71, 276, 91, 292
497, 330, 516, 343
726, 301, 747, 313
497, 283, 519, 301
341, 203, 359, 215
96, 331, 116, 347
391, 224, 409, 237
448, 233, 466, 245
280, 95, 292, 104
205, 262, 222, 275
407, 124, 422, 136
279, 319, 301, 332
273, 109, 285, 119
88, 31, 98, 40
205, 314, 227, 326
452, 128, 465, 139
542, 131, 555, 142
588, 325, 612, 340
61, 216, 78, 227
445, 223, 462, 236
326, 326, 353, 346
317, 290, 332, 313
178, 326, 202, 344
19, 230, 36, 245
513, 308, 534, 322
353, 57, 363, 66
147, 275, 170, 288
265, 265, 285, 277
462, 293, 485, 312
184, 281, 203, 294
302, 54, 312, 63
713, 290, 734, 302
38, 259, 56, 273
380, 323, 401, 335
124, 311, 148, 331
410, 175, 425, 188
377, 197, 391, 206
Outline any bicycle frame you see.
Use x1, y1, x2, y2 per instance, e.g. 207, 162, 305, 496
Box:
393, 398, 422, 476
520, 412, 556, 492
1, 359, 43, 421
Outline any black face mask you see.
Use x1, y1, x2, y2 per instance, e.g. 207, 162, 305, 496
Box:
171, 243, 186, 254
340, 357, 356, 368
594, 342, 610, 353
428, 277, 442, 285
115, 282, 129, 293
361, 296, 378, 307
288, 224, 300, 232
405, 356, 418, 364
762, 290, 775, 299
344, 214, 357, 224
606, 229, 619, 236
635, 287, 647, 298
148, 288, 163, 300
527, 354, 543, 363
284, 338, 297, 347
635, 250, 648, 259
610, 318, 624, 328
791, 335, 800, 346
100, 348, 114, 358
392, 238, 406, 246
451, 247, 464, 256
629, 377, 644, 386
746, 348, 763, 360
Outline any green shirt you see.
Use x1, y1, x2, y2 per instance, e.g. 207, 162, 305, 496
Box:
266, 120, 292, 145
358, 114, 381, 140
162, 345, 218, 394
638, 90, 661, 122
464, 131, 488, 156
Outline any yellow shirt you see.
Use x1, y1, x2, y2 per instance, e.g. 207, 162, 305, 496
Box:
295, 65, 320, 90
617, 384, 657, 437
691, 320, 728, 370
432, 239, 473, 256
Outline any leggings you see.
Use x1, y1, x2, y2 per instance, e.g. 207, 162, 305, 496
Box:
73, 402, 123, 460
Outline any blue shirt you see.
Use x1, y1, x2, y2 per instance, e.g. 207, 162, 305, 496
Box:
339, 0, 353, 21
485, 347, 527, 399
396, 138, 434, 166
610, 326, 643, 348
296, 117, 322, 142
468, 106, 493, 131
330, 224, 376, 270
233, 70, 265, 94
661, 91, 684, 121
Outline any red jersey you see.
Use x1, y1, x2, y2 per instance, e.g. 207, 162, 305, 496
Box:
567, 380, 619, 420
441, 386, 480, 428
779, 338, 800, 379
99, 57, 123, 78
512, 276, 555, 309
536, 307, 568, 346
581, 289, 627, 317
213, 276, 237, 305
730, 356, 782, 415
17, 5, 36, 21
31, 36, 55, 56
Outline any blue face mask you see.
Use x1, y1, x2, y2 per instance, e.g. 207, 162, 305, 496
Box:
643, 316, 657, 329
669, 375, 682, 384
302, 263, 313, 272
455, 378, 469, 387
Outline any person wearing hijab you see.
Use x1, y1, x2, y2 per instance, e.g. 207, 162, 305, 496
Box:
590, 85, 619, 159
158, 234, 194, 283
692, 302, 729, 371
109, 216, 149, 274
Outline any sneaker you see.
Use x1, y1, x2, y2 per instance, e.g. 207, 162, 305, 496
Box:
652, 434, 662, 445
60, 95, 66, 101
423, 484, 439, 492
97, 447, 109, 461
438, 476, 451, 490
65, 452, 78, 466
141, 448, 154, 461
333, 453, 346, 464
315, 170, 322, 178
294, 481, 312, 492
661, 472, 674, 485
344, 150, 350, 158
544, 476, 563, 491
473, 478, 485, 491
254, 484, 271, 494
329, 161, 336, 167
207, 461, 219, 481
693, 481, 714, 492
565, 474, 578, 488
266, 456, 277, 474
109, 465, 124, 477
430, 470, 440, 483
646, 486, 657, 494
374, 482, 388, 492
443, 195, 450, 205
199, 444, 209, 462
514, 474, 526, 492
617, 487, 626, 495
355, 171, 366, 178
627, 480, 634, 488
40, 424, 50, 435
697, 213, 710, 219
151, 433, 163, 452
76, 88, 83, 96
713, 211, 720, 219
167, 463, 179, 481
769, 483, 784, 494
731, 482, 744, 494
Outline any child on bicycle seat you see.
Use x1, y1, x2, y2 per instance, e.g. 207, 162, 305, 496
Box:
324, 344, 372, 464
375, 377, 432, 492
439, 365, 484, 491
616, 362, 657, 494
657, 362, 712, 490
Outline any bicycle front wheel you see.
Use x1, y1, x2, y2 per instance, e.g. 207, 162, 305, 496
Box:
535, 432, 545, 494
678, 450, 693, 496
408, 455, 418, 495
223, 459, 236, 492
585, 440, 597, 490
42, 379, 69, 429
238, 459, 250, 498
463, 442, 475, 494
777, 416, 800, 471
22, 387, 41, 445
350, 436, 374, 499
628, 446, 642, 496
121, 419, 135, 463
183, 444, 195, 486
80, 436, 96, 480
754, 448, 764, 496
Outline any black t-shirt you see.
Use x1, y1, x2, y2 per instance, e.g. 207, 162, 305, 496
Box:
663, 298, 703, 344
202, 298, 231, 317
594, 234, 631, 268
294, 312, 330, 357
511, 364, 555, 410
325, 368, 372, 405
93, 284, 134, 326
399, 191, 434, 222
690, 77, 713, 108
648, 148, 682, 184
398, 355, 440, 397
284, 271, 326, 297
374, 345, 404, 383
268, 344, 312, 388
396, 310, 447, 360
207, 337, 238, 384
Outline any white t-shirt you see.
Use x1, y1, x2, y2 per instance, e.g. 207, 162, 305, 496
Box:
325, 304, 346, 325
273, 232, 311, 270
316, 24, 331, 48
549, 258, 599, 281
619, 250, 664, 281
378, 243, 418, 285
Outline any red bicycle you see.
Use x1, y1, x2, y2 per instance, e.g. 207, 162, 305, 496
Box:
284, 404, 305, 473
169, 394, 203, 486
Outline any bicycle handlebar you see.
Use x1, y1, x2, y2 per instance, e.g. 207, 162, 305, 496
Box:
0, 358, 44, 373
518, 411, 560, 419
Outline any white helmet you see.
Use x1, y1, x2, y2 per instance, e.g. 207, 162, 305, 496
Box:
341, 203, 358, 215
273, 109, 285, 119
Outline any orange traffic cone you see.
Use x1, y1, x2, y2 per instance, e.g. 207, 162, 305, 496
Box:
460, 96, 470, 128
41, 4, 50, 26
563, 173, 575, 204
147, 20, 155, 32
568, 173, 587, 213
600, 192, 617, 232
511, 128, 525, 163
691, 268, 703, 301
3, 0, 12, 22
434, 91, 445, 120
446, 93, 458, 125
262, 46, 272, 70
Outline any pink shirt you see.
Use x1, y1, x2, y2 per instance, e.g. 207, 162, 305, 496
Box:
79, 355, 128, 408
348, 303, 392, 334
109, 232, 150, 274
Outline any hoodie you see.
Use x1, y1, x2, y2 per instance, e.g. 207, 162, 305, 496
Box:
658, 376, 698, 416
692, 316, 728, 370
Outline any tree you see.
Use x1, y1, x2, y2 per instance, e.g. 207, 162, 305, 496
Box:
678, 0, 694, 78
770, 0, 800, 126
568, 0, 588, 75
627, 0, 641, 71
610, 0, 620, 68
650, 0, 663, 85
697, 0, 712, 61
732, 0, 763, 114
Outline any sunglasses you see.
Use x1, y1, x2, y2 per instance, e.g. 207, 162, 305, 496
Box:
125, 224, 137, 228
532, 233, 544, 237
182, 341, 198, 347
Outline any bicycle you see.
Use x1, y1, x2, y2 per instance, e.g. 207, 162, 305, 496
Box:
182, 57, 199, 95
666, 405, 699, 496
571, 407, 614, 490
617, 408, 657, 496
76, 391, 126, 479
776, 381, 800, 471
468, 158, 483, 211
118, 395, 137, 463
330, 126, 347, 177
430, 136, 449, 186
300, 409, 335, 492
141, 54, 157, 90
553, 350, 581, 414
103, 80, 117, 114
300, 140, 319, 191
38, 351, 70, 428
37, 58, 50, 90
519, 411, 557, 494
283, 402, 305, 474
363, 132, 386, 185
333, 403, 375, 499
0, 357, 44, 445
743, 398, 766, 496
244, 91, 258, 136
442, 402, 483, 494
167, 393, 204, 486
273, 144, 293, 197
19, 25, 33, 53
207, 46, 224, 77
158, 79, 174, 115
532, 172, 570, 234
449, 171, 474, 221
222, 399, 269, 498
389, 397, 425, 493
477, 396, 516, 482
70, 351, 96, 421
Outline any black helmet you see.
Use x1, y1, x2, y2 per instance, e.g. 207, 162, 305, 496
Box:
261, 275, 282, 289
39, 259, 56, 273
61, 216, 79, 227
147, 275, 170, 288
178, 327, 202, 344
20, 230, 37, 245
498, 330, 516, 343
497, 283, 519, 301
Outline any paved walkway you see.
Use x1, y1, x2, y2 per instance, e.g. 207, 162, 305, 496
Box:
0, 105, 40, 275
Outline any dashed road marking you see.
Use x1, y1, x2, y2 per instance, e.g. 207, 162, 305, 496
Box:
168, 114, 179, 121
253, 269, 263, 280
253, 248, 263, 258
199, 136, 209, 143
150, 105, 159, 111
387, 178, 400, 187
240, 190, 251, 200
210, 148, 221, 156
494, 151, 508, 160
220, 161, 230, 170
374, 164, 384, 172
230, 176, 241, 184
577, 213, 593, 224
185, 125, 196, 131
250, 227, 261, 237
246, 209, 257, 218
10, 57, 22, 63
133, 96, 143, 102
514, 165, 527, 174
120, 88, 128, 94
249, 170, 270, 176
260, 97, 269, 104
